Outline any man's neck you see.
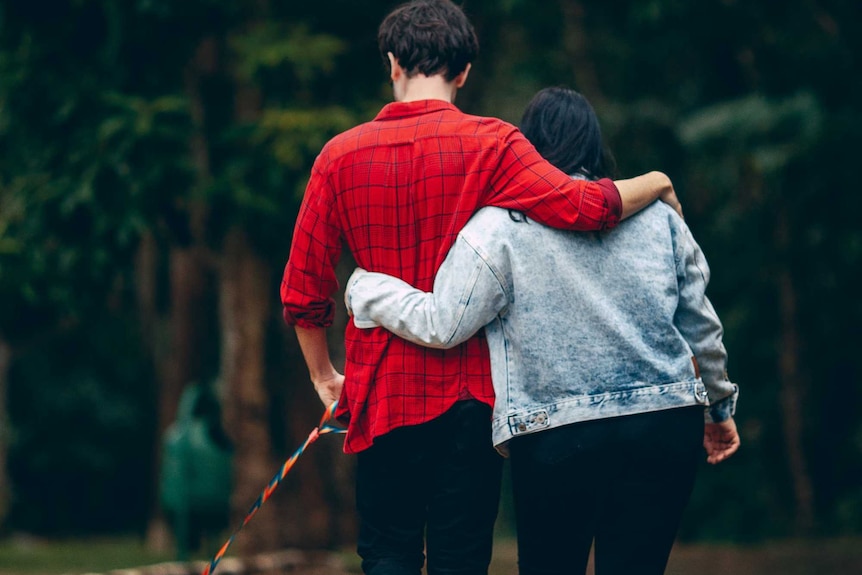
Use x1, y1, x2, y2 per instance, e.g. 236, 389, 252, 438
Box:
395, 74, 457, 104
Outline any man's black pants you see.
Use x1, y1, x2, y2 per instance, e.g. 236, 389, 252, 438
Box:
356, 400, 503, 575
509, 407, 704, 575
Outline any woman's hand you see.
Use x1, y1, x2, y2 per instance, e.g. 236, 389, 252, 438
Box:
704, 418, 740, 464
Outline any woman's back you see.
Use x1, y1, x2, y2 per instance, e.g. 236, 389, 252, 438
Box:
455, 201, 715, 445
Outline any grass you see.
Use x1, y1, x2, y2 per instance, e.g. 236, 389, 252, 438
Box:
0, 537, 173, 575
490, 537, 862, 575
2, 536, 862, 575
665, 537, 862, 575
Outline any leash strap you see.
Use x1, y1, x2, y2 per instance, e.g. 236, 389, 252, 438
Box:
202, 401, 346, 575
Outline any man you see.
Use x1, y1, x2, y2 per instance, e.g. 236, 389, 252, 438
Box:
281, 1, 680, 573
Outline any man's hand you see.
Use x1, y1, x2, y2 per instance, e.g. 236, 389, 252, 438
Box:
660, 184, 683, 220
704, 418, 740, 464
313, 371, 344, 407
294, 325, 343, 407
616, 171, 683, 220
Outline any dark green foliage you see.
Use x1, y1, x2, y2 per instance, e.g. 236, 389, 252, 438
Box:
7, 315, 154, 534
1, 0, 861, 542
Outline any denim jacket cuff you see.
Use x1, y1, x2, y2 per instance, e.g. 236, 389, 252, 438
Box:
705, 384, 738, 423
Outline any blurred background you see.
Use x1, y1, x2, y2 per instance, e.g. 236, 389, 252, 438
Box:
1, 0, 861, 574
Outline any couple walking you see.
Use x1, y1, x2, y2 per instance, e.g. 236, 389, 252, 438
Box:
281, 1, 739, 574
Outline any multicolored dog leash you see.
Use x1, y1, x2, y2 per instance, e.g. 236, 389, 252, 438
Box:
201, 401, 346, 575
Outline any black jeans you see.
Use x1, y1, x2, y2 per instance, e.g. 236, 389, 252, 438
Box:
356, 400, 504, 575
509, 407, 703, 575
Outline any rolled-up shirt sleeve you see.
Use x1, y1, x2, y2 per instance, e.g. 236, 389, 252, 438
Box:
346, 234, 510, 349
485, 124, 622, 231
281, 156, 342, 328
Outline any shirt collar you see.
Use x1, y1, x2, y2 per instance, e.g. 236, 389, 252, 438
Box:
374, 99, 459, 121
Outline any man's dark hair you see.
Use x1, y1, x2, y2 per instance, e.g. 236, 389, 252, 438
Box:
520, 87, 617, 179
378, 0, 478, 81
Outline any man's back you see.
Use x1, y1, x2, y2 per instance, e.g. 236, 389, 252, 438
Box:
327, 100, 504, 286
303, 100, 502, 453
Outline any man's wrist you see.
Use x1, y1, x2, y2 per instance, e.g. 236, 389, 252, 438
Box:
643, 171, 673, 203
617, 171, 672, 220
310, 367, 340, 386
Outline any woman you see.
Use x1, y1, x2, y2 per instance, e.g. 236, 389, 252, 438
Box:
345, 87, 740, 575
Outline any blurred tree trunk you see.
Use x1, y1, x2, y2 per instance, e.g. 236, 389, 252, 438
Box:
776, 208, 815, 534
136, 232, 159, 352
559, 0, 605, 106
0, 338, 11, 526
219, 226, 278, 554
164, 246, 208, 419
457, 1, 504, 114
216, 25, 286, 548
278, 346, 335, 548
140, 234, 211, 552
278, 251, 355, 548
145, 35, 218, 551
319, 253, 357, 546
137, 231, 170, 550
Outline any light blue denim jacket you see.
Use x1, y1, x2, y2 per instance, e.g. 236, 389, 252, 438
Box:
346, 200, 738, 451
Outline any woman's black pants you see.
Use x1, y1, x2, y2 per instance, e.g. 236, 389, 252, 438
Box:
509, 407, 704, 575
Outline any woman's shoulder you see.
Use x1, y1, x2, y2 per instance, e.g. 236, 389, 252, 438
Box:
622, 200, 687, 233
463, 206, 524, 234
459, 207, 544, 251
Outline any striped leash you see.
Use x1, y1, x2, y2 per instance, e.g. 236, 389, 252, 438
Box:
202, 401, 346, 575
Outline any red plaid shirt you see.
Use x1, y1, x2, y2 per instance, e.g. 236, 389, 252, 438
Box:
282, 100, 621, 453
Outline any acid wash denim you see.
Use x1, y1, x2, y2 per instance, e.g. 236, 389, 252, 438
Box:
346, 201, 738, 453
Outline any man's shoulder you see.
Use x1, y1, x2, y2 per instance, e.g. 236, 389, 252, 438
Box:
318, 121, 372, 158
316, 108, 517, 169
450, 110, 518, 141
447, 108, 512, 127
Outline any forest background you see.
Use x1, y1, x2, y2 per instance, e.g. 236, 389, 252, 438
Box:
1, 0, 861, 567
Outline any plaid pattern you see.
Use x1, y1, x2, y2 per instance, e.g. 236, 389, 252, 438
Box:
281, 100, 621, 453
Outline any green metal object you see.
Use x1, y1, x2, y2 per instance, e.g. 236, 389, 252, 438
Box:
160, 383, 233, 560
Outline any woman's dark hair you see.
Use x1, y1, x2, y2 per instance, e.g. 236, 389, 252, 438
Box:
378, 0, 478, 81
519, 87, 616, 179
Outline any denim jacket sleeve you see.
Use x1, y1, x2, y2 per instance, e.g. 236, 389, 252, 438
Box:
345, 234, 509, 349
671, 213, 739, 423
